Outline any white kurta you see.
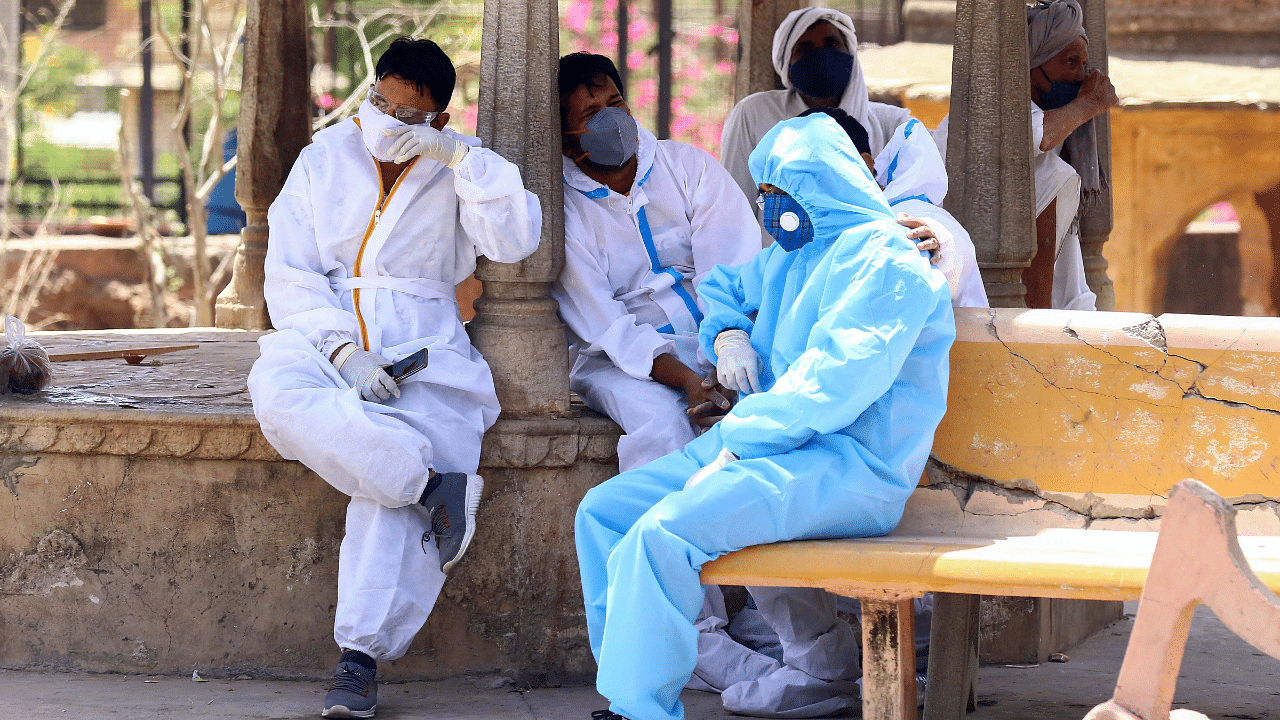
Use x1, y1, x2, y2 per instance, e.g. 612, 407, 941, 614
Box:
932, 109, 1096, 310
720, 89, 916, 206
551, 127, 762, 472
246, 118, 541, 661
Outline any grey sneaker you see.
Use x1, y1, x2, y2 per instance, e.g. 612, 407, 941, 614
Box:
420, 472, 483, 573
322, 661, 377, 718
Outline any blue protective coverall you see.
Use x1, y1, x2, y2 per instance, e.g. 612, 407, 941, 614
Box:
574, 113, 956, 720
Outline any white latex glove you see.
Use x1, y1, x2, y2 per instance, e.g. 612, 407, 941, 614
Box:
382, 124, 470, 167
685, 448, 739, 490
714, 329, 762, 394
331, 343, 401, 402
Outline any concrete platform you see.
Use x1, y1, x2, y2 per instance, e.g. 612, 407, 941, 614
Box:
1, 329, 621, 683
2, 604, 1276, 719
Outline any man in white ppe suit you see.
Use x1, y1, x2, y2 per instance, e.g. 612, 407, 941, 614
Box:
246, 37, 541, 719
577, 113, 954, 720
933, 0, 1114, 310
550, 52, 761, 473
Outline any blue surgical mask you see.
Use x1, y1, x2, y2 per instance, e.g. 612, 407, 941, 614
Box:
788, 47, 854, 100
580, 106, 639, 167
1038, 79, 1082, 110
759, 193, 815, 251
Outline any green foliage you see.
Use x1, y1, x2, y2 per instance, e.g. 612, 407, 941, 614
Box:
19, 30, 96, 119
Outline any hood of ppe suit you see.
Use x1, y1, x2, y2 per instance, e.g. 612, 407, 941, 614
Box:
748, 113, 896, 250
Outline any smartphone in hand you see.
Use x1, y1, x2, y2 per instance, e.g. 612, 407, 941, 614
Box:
388, 348, 428, 382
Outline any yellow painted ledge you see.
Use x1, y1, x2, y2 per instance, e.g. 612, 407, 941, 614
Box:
700, 530, 1280, 602
937, 309, 1280, 499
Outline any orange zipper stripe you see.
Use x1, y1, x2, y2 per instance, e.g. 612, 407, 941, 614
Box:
349, 120, 419, 351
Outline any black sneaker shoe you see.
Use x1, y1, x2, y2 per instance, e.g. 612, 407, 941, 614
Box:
419, 472, 483, 574
322, 660, 377, 718
591, 711, 630, 720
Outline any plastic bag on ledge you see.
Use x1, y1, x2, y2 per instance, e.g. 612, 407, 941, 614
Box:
1, 316, 52, 394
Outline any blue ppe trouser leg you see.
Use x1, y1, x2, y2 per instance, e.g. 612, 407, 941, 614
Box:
575, 429, 907, 720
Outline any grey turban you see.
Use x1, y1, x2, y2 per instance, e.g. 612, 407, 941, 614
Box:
1026, 0, 1087, 70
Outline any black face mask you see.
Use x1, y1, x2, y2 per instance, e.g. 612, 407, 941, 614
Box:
788, 47, 855, 100
1035, 66, 1082, 110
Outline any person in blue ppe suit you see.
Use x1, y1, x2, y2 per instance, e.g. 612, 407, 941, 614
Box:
576, 113, 955, 720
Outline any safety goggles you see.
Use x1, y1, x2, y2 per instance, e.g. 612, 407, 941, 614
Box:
367, 88, 439, 126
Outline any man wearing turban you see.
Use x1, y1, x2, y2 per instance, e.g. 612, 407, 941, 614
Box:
935, 0, 1118, 310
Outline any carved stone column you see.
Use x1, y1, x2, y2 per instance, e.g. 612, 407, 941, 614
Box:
214, 0, 311, 330
1080, 0, 1115, 310
471, 0, 570, 416
734, 0, 806, 102
943, 0, 1037, 308
0, 0, 18, 191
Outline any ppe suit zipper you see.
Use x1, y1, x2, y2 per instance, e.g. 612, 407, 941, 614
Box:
351, 155, 419, 350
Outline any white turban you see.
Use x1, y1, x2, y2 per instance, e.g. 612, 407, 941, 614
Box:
771, 7, 882, 150
1026, 0, 1088, 70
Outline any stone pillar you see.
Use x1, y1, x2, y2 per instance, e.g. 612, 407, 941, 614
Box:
734, 0, 806, 101
214, 0, 311, 330
943, 0, 1037, 308
0, 0, 18, 190
1079, 0, 1114, 310
471, 0, 570, 416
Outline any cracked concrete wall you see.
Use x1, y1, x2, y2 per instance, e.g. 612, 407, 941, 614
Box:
930, 308, 1280, 512
911, 307, 1280, 662
0, 420, 620, 682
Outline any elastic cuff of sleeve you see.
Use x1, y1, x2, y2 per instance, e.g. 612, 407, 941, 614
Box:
714, 328, 751, 356
445, 143, 470, 169
330, 342, 358, 369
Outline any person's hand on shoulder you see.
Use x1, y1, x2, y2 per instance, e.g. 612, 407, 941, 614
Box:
897, 212, 941, 264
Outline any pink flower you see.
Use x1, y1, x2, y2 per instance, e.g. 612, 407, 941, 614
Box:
680, 84, 697, 99
604, 0, 617, 12
708, 24, 723, 38
629, 17, 651, 41
601, 32, 618, 49
671, 114, 697, 136
565, 0, 591, 33
724, 29, 739, 44
635, 78, 658, 108
715, 61, 734, 75
318, 93, 336, 110
628, 50, 646, 70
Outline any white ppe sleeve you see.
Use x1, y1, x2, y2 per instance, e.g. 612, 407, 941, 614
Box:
685, 149, 765, 290
263, 160, 361, 358
453, 146, 542, 264
552, 210, 675, 381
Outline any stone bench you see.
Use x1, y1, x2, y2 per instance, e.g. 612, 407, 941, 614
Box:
0, 328, 620, 682
702, 308, 1280, 720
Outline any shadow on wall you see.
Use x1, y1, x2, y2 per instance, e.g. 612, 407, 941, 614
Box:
1160, 177, 1280, 318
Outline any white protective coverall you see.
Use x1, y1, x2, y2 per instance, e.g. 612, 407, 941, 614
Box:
575, 114, 954, 720
247, 117, 541, 661
932, 110, 1096, 311
551, 126, 762, 473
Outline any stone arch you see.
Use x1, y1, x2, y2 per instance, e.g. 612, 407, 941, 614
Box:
1108, 106, 1280, 313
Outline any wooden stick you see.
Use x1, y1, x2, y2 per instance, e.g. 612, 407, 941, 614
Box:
47, 344, 200, 363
